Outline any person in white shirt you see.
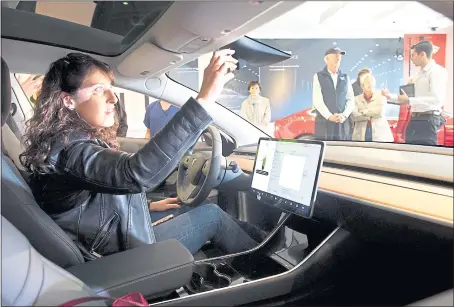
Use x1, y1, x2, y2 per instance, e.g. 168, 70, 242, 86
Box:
382, 40, 448, 145
240, 81, 271, 132
351, 73, 394, 142
312, 47, 355, 141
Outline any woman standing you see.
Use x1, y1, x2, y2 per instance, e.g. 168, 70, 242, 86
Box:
351, 73, 394, 142
240, 81, 271, 132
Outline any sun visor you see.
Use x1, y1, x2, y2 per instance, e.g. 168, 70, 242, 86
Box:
117, 43, 183, 77
222, 36, 291, 68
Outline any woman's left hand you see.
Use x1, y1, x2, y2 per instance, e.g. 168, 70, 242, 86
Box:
149, 197, 181, 211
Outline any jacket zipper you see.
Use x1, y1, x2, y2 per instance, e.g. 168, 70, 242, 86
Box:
90, 212, 120, 257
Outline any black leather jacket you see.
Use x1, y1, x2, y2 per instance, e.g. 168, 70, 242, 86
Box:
30, 98, 212, 259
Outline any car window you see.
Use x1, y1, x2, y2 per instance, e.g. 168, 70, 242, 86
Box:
168, 0, 453, 147
14, 73, 180, 139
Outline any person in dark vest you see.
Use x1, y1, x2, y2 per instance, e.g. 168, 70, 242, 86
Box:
312, 47, 355, 141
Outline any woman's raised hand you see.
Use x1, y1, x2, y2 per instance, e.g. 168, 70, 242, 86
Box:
196, 49, 238, 105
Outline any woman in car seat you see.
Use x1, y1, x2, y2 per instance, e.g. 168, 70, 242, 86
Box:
19, 52, 264, 258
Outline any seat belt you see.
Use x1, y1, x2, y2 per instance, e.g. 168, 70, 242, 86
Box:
6, 112, 22, 140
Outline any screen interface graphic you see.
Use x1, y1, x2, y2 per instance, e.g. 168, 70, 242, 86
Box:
251, 139, 323, 217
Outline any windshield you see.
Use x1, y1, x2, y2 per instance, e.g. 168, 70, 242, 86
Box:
168, 1, 453, 147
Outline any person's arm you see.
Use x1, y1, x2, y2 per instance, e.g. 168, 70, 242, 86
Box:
261, 98, 271, 126
350, 98, 369, 122
408, 69, 448, 110
312, 74, 333, 120
54, 98, 212, 194
143, 103, 152, 139
388, 94, 399, 103
342, 76, 355, 118
240, 100, 250, 121
363, 96, 387, 119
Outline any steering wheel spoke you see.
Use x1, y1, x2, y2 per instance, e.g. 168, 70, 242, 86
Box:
177, 126, 223, 206
202, 159, 211, 176
179, 182, 201, 201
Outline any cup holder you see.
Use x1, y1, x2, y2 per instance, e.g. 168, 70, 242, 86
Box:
184, 263, 233, 294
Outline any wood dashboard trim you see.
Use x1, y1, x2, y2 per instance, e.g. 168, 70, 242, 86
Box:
228, 156, 454, 224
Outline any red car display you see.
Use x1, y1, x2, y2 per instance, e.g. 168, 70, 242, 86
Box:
274, 104, 454, 147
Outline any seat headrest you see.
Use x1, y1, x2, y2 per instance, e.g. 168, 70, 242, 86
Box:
1, 57, 12, 127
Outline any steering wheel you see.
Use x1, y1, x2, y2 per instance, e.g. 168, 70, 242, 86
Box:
177, 126, 224, 206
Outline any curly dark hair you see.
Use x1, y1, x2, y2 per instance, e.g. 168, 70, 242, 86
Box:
20, 53, 119, 174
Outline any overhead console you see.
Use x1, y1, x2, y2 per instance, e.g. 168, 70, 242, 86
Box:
116, 1, 300, 78
117, 43, 184, 77
148, 1, 281, 53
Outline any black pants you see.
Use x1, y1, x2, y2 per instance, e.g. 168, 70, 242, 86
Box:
405, 114, 445, 146
315, 118, 351, 141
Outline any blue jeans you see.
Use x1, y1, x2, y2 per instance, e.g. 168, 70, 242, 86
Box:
150, 205, 193, 223
152, 203, 260, 254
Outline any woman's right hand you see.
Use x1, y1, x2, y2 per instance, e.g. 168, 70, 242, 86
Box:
149, 197, 181, 212
196, 49, 238, 105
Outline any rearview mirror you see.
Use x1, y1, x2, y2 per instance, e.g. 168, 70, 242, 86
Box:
223, 36, 291, 69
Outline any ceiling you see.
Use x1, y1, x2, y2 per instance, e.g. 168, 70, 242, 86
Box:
249, 1, 453, 39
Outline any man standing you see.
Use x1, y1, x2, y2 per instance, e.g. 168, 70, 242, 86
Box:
312, 47, 355, 141
143, 99, 179, 138
382, 40, 447, 146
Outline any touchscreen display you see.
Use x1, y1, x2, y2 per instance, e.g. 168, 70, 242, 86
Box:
251, 138, 325, 218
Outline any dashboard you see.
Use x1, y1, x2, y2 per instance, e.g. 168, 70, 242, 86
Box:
227, 144, 453, 228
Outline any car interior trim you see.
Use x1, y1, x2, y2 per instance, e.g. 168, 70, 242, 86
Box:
226, 156, 454, 224
151, 226, 342, 305
235, 143, 454, 183
194, 212, 292, 264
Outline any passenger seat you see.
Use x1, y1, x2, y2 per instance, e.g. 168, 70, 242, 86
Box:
2, 216, 105, 306
2, 72, 26, 171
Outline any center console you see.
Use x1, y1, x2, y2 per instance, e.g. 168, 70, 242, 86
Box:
144, 139, 357, 306
152, 224, 355, 306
